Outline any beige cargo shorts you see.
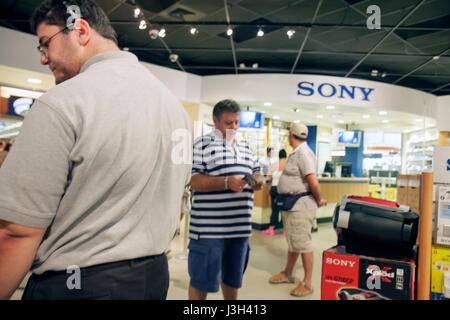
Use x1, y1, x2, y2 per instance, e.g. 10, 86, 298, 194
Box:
281, 203, 316, 253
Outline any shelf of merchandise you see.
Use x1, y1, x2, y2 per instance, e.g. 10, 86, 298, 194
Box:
402, 127, 438, 174
269, 125, 289, 156
239, 127, 267, 160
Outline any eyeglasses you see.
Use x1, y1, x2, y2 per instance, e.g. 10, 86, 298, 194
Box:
37, 27, 69, 56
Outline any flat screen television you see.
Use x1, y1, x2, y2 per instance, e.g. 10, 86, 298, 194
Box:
8, 96, 34, 117
338, 131, 361, 147
239, 111, 264, 129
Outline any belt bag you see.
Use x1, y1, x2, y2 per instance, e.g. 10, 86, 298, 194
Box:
275, 192, 313, 211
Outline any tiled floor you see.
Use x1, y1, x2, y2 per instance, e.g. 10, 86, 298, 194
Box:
11, 222, 337, 300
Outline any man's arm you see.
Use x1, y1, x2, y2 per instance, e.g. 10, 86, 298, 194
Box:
191, 174, 247, 193
306, 174, 327, 207
0, 220, 46, 300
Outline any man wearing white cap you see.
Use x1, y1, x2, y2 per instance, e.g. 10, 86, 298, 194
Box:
268, 123, 326, 297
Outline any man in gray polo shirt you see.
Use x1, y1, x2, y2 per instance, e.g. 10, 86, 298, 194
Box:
0, 0, 191, 300
268, 123, 326, 297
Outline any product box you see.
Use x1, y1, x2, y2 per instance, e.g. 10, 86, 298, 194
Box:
396, 175, 409, 205
436, 185, 450, 246
431, 244, 450, 300
407, 175, 421, 214
321, 246, 416, 300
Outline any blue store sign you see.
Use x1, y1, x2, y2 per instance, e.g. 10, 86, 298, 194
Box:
297, 81, 375, 101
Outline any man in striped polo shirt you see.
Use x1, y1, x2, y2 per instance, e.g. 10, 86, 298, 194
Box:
188, 99, 263, 300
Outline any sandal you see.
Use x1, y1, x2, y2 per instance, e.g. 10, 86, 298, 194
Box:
269, 272, 295, 284
290, 282, 313, 297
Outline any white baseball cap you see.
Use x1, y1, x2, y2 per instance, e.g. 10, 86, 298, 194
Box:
290, 123, 308, 139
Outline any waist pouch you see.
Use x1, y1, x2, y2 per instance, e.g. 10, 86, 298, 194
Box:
275, 192, 313, 211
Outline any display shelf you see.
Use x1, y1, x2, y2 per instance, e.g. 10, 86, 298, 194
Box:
402, 127, 438, 174
239, 127, 267, 160
269, 125, 289, 156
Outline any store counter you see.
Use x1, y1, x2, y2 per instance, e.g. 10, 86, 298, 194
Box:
318, 177, 370, 203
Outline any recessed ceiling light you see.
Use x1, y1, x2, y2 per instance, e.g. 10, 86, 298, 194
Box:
294, 120, 300, 123
371, 69, 378, 76
378, 111, 387, 116
433, 56, 440, 60
362, 114, 370, 118
252, 63, 259, 69
293, 108, 300, 113
239, 63, 246, 68
338, 120, 344, 124
139, 19, 147, 30
226, 27, 233, 36
27, 78, 42, 84
382, 119, 389, 124
257, 28, 264, 37
316, 114, 324, 119
190, 27, 198, 35
122, 47, 130, 51
273, 115, 280, 119
381, 72, 387, 78
158, 28, 166, 38
134, 8, 141, 18
263, 102, 272, 106
286, 29, 295, 39
326, 105, 335, 109
415, 118, 423, 122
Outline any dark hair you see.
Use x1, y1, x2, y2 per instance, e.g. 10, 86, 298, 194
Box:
267, 147, 272, 153
212, 99, 241, 120
30, 0, 117, 44
279, 149, 287, 159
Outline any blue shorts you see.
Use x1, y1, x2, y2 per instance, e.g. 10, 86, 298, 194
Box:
188, 237, 250, 293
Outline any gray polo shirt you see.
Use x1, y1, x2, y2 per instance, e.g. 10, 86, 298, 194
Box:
277, 142, 318, 210
0, 51, 192, 274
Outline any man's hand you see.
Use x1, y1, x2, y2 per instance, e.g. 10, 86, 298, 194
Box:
317, 198, 327, 207
228, 176, 247, 192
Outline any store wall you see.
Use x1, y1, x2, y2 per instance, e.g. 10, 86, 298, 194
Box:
201, 74, 439, 119
436, 95, 450, 131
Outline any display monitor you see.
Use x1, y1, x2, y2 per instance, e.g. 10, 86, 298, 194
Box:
324, 161, 335, 176
8, 96, 34, 117
338, 131, 361, 147
340, 162, 353, 177
239, 111, 264, 129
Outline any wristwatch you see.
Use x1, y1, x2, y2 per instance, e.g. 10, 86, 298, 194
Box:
224, 176, 229, 190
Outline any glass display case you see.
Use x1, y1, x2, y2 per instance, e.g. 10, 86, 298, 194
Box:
239, 127, 267, 160
402, 127, 438, 174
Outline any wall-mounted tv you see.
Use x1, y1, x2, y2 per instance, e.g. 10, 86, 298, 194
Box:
239, 111, 264, 129
338, 130, 361, 147
8, 96, 34, 118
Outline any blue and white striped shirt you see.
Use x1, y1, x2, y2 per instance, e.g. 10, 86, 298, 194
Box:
190, 130, 261, 239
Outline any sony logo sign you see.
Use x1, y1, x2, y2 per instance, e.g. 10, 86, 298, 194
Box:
297, 81, 375, 101
326, 257, 356, 268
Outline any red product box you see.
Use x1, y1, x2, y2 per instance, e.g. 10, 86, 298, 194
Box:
321, 246, 416, 300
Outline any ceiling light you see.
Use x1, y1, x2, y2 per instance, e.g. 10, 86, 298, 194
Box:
273, 115, 280, 119
362, 114, 370, 119
122, 47, 130, 51
139, 20, 147, 30
381, 72, 387, 78
158, 28, 166, 38
169, 54, 179, 63
433, 56, 440, 60
134, 8, 141, 18
27, 78, 42, 84
316, 114, 324, 119
378, 111, 387, 115
263, 102, 272, 106
294, 108, 300, 113
239, 63, 246, 68
371, 69, 378, 76
190, 27, 198, 35
294, 120, 300, 123
382, 119, 389, 124
415, 118, 423, 122
257, 28, 264, 37
338, 120, 345, 124
326, 105, 335, 110
252, 63, 259, 69
286, 29, 295, 39
226, 27, 233, 36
